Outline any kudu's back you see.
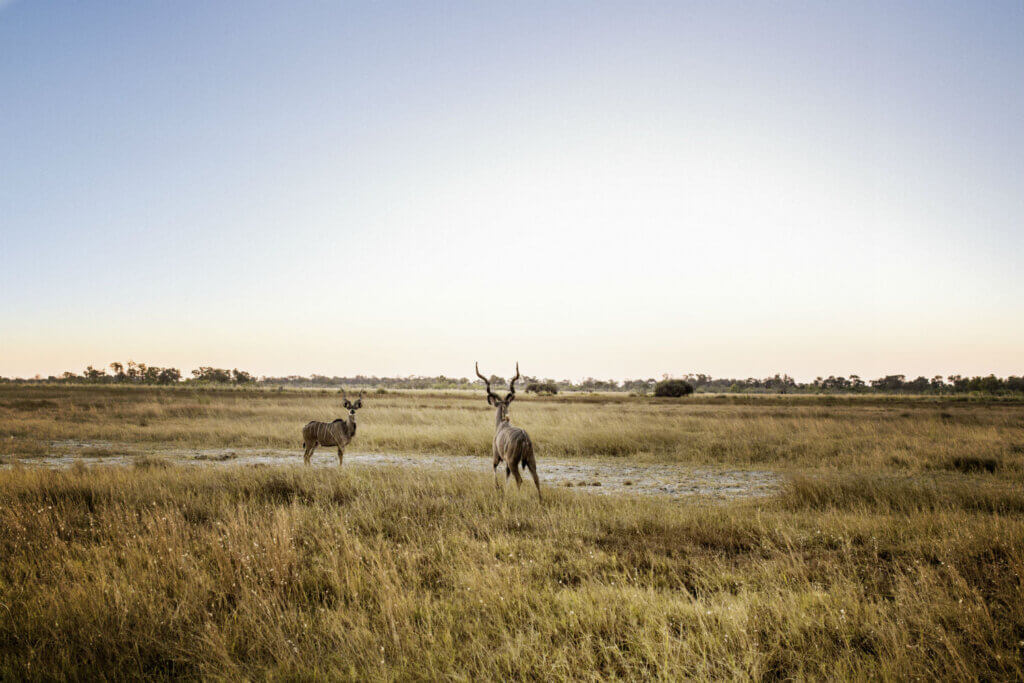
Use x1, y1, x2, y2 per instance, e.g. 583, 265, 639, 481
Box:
302, 420, 352, 449
495, 423, 533, 471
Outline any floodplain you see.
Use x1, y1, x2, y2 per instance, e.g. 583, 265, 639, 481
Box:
1, 385, 1023, 679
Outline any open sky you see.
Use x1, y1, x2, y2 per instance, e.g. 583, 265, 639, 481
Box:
2, 1, 1022, 381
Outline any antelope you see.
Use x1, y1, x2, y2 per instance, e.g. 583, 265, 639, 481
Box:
301, 390, 363, 466
476, 362, 541, 500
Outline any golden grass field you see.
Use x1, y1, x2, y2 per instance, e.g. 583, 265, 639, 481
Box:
2, 385, 1024, 679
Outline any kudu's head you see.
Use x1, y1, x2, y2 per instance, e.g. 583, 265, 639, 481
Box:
475, 362, 520, 423
341, 390, 364, 419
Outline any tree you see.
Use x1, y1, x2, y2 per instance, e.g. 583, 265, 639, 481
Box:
126, 361, 142, 382
976, 375, 1003, 393
157, 368, 181, 384
143, 365, 161, 383
192, 367, 233, 383
109, 362, 125, 382
772, 374, 798, 393
622, 379, 654, 395
905, 376, 930, 393
232, 369, 255, 384
871, 375, 906, 392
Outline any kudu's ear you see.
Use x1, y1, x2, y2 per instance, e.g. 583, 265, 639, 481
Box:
343, 400, 352, 410
354, 399, 362, 409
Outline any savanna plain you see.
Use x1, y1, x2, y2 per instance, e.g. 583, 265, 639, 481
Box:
2, 384, 1024, 680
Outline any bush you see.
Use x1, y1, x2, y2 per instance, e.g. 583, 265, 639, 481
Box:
653, 379, 694, 397
525, 382, 558, 395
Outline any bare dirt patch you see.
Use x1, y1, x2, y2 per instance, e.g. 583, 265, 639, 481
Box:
3, 441, 782, 500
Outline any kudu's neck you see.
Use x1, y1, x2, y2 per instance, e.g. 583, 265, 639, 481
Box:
347, 413, 357, 435
494, 405, 509, 431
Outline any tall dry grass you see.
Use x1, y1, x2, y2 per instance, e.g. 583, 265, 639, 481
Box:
3, 385, 1023, 678
1, 464, 1022, 679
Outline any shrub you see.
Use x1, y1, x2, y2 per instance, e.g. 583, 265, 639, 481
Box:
525, 382, 558, 395
653, 379, 694, 397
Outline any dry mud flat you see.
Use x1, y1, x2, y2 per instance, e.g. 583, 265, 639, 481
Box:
6, 441, 783, 501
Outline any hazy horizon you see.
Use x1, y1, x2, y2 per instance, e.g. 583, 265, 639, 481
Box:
4, 360, 1019, 386
3, 2, 1022, 381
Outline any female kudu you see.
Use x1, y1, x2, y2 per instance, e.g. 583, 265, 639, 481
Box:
301, 390, 363, 466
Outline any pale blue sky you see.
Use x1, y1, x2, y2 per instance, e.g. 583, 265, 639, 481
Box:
1, 1, 1022, 380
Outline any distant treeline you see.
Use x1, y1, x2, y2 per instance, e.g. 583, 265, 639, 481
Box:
1, 361, 255, 386
2, 362, 1024, 395
683, 373, 1024, 395
2, 363, 1023, 395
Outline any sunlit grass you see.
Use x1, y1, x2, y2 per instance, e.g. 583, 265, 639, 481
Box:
1, 385, 1023, 678
1, 465, 1022, 679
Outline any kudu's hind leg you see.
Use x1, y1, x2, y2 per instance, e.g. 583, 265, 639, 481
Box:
525, 455, 542, 501
510, 455, 524, 489
493, 448, 503, 491
303, 442, 316, 466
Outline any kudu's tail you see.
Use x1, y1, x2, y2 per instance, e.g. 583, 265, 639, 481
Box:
517, 441, 534, 469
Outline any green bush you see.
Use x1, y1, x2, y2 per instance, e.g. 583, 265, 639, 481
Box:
525, 382, 558, 395
653, 379, 694, 397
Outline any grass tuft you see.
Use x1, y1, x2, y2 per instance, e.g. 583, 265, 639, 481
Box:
946, 455, 1000, 474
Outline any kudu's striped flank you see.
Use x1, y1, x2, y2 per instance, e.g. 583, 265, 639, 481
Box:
476, 362, 541, 500
301, 390, 363, 466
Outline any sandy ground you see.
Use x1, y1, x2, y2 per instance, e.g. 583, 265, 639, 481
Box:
3, 440, 783, 501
